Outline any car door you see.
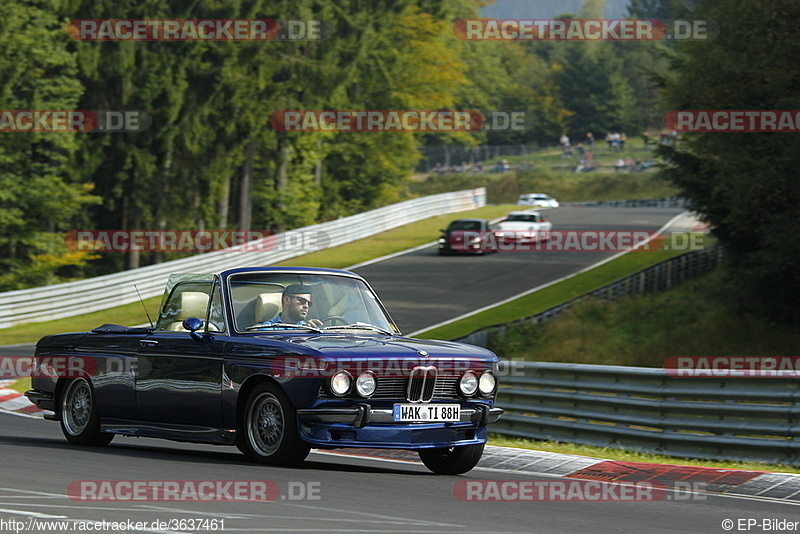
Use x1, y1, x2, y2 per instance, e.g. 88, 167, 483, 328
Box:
135, 277, 226, 428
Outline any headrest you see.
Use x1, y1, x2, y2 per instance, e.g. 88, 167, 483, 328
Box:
179, 291, 209, 319
254, 293, 282, 323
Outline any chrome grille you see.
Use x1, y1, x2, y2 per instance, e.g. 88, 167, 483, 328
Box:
407, 366, 437, 402
318, 371, 460, 401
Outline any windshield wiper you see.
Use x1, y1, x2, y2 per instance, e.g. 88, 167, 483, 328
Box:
321, 323, 396, 335
247, 322, 323, 333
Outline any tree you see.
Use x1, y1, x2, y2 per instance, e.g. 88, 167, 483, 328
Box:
658, 0, 800, 324
0, 0, 99, 290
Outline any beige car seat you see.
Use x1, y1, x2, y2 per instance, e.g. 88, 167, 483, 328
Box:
254, 292, 283, 324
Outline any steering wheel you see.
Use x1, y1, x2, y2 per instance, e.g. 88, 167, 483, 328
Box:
321, 315, 348, 326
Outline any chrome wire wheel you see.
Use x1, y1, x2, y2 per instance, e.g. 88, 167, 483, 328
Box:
248, 392, 285, 457
62, 379, 92, 436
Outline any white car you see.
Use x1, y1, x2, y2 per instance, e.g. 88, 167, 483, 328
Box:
495, 211, 553, 241
517, 193, 559, 208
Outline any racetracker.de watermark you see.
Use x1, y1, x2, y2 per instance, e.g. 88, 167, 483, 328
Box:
269, 110, 528, 132
664, 110, 800, 132
0, 110, 150, 132
453, 19, 718, 41
664, 356, 800, 377
0, 356, 98, 380
64, 230, 328, 253
67, 19, 331, 41
453, 480, 708, 502
269, 355, 521, 378
448, 230, 708, 252
67, 480, 321, 501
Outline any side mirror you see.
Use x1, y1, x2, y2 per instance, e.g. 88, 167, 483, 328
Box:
182, 317, 205, 341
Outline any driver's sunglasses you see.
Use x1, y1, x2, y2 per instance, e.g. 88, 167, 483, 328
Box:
290, 296, 312, 307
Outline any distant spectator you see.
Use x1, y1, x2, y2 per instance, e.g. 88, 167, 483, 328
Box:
586, 132, 594, 148
559, 134, 571, 156
614, 158, 628, 172
642, 131, 651, 149
619, 133, 627, 151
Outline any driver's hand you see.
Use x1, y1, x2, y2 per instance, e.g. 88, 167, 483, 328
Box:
307, 318, 323, 328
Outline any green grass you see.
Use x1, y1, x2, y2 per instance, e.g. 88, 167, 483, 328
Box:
9, 378, 30, 395
487, 434, 800, 474
415, 241, 694, 341
0, 204, 516, 345
490, 268, 800, 367
275, 204, 515, 268
0, 296, 162, 346
410, 166, 679, 205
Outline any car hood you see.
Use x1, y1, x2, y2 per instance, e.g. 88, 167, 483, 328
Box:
253, 332, 498, 362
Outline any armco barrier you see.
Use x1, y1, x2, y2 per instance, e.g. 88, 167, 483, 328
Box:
493, 362, 800, 466
0, 188, 486, 328
562, 197, 690, 208
455, 245, 722, 347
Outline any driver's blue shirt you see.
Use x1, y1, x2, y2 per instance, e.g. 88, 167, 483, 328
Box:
258, 313, 309, 326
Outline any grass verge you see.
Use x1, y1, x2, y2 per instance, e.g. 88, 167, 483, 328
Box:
411, 151, 679, 205
488, 434, 800, 474
415, 240, 694, 341
491, 268, 800, 367
0, 204, 516, 345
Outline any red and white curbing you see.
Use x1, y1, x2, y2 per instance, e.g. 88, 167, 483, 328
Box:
2, 380, 799, 500
0, 380, 46, 418
326, 446, 800, 502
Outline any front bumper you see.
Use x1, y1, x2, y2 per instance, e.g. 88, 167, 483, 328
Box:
296, 404, 503, 449
298, 404, 503, 427
25, 389, 55, 412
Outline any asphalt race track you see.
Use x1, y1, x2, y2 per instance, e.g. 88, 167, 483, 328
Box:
0, 206, 685, 358
2, 414, 799, 533
355, 206, 686, 334
9, 206, 795, 533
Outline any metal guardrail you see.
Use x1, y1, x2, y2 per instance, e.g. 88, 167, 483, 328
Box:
455, 245, 722, 347
562, 197, 690, 208
493, 362, 800, 466
0, 188, 486, 328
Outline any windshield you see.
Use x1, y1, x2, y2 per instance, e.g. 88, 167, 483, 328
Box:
506, 214, 536, 222
227, 272, 399, 334
448, 220, 483, 231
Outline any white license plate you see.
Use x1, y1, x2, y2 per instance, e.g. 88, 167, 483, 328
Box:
392, 404, 460, 422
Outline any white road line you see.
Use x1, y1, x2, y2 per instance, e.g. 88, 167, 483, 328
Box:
409, 211, 689, 337
0, 508, 68, 518
345, 241, 438, 271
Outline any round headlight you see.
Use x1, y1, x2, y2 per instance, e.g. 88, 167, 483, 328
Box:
479, 371, 496, 395
355, 371, 377, 397
459, 371, 479, 396
330, 370, 352, 396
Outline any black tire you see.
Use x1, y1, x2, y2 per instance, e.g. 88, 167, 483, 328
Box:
418, 443, 485, 475
236, 382, 310, 466
59, 378, 113, 446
